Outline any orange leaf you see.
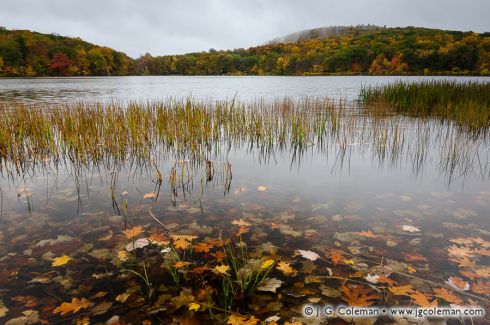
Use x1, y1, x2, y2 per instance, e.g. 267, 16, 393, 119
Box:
122, 226, 144, 239
410, 290, 438, 307
193, 242, 213, 253
358, 230, 377, 238
236, 226, 250, 237
53, 298, 91, 315
471, 281, 490, 295
327, 249, 345, 265
389, 284, 415, 296
433, 288, 463, 305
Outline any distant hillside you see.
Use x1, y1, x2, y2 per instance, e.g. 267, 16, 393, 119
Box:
1, 26, 489, 76
269, 24, 385, 44
0, 27, 133, 76
136, 26, 490, 76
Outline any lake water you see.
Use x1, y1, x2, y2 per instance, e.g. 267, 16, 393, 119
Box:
0, 76, 489, 324
0, 75, 489, 103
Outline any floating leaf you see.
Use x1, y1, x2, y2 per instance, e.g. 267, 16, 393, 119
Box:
446, 276, 470, 291
53, 298, 91, 315
52, 255, 71, 267
297, 249, 320, 261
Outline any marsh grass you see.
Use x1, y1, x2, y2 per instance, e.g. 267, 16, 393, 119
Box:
360, 80, 490, 132
0, 96, 488, 183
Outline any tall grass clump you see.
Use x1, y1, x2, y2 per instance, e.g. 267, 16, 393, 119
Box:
360, 80, 490, 132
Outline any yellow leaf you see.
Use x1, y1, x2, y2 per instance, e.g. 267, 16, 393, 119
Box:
276, 261, 296, 276
261, 259, 275, 269
213, 265, 230, 275
188, 302, 200, 311
53, 298, 91, 315
257, 186, 267, 192
52, 255, 71, 267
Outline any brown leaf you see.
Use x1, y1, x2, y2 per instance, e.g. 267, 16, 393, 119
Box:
340, 284, 379, 306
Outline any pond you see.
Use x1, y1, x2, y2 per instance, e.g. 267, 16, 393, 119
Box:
0, 76, 489, 324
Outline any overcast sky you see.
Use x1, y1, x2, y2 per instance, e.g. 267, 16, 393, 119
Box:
1, 0, 489, 58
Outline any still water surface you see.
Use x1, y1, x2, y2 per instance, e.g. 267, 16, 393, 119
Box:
0, 76, 489, 323
0, 75, 489, 103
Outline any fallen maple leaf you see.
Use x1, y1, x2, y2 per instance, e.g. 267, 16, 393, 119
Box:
433, 287, 463, 304
53, 298, 91, 315
410, 290, 438, 307
122, 226, 144, 239
446, 276, 470, 291
340, 284, 379, 306
213, 265, 230, 275
227, 314, 259, 325
276, 261, 297, 276
297, 249, 320, 261
192, 242, 213, 253
389, 284, 415, 296
471, 281, 490, 295
327, 249, 345, 265
52, 255, 71, 267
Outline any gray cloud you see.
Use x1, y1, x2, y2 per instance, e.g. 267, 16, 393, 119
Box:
1, 0, 489, 58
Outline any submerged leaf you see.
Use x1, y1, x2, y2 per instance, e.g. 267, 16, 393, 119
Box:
53, 298, 91, 315
52, 255, 71, 267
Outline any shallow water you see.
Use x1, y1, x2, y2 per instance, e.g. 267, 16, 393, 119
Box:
0, 77, 489, 324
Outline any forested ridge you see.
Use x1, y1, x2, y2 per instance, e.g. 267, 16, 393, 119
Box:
1, 26, 489, 76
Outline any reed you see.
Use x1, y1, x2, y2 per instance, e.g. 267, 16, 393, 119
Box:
360, 80, 490, 132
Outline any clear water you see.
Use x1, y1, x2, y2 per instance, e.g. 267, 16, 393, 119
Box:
0, 76, 489, 324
